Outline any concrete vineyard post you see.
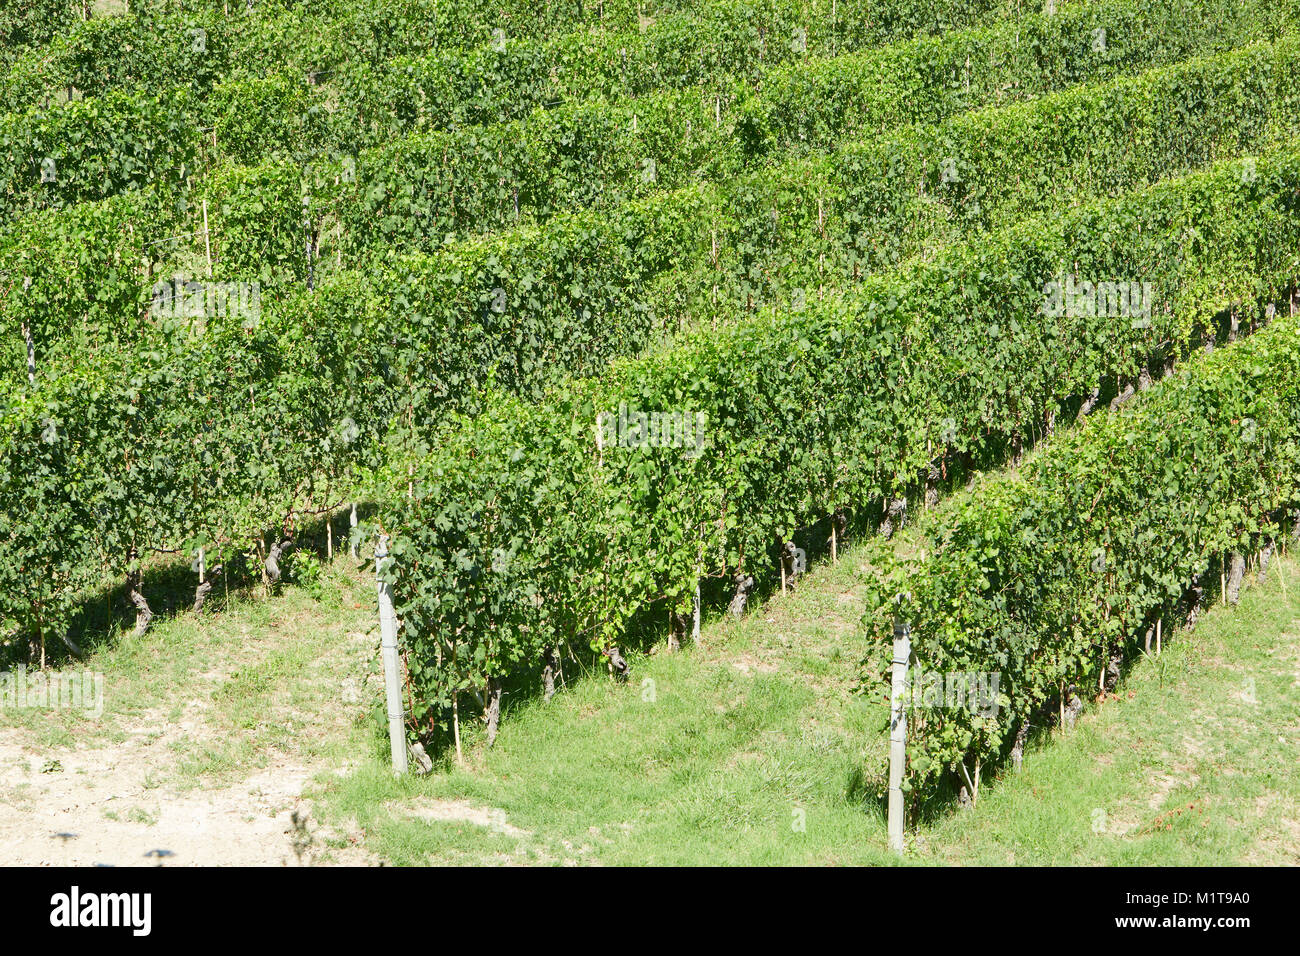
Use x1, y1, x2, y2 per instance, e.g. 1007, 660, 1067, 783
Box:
888, 613, 911, 854
349, 503, 358, 558
375, 535, 408, 775
692, 579, 701, 643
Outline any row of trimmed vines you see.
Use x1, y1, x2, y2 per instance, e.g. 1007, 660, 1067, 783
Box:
1, 0, 684, 112
377, 152, 1300, 741
4, 0, 1283, 291
0, 0, 1067, 323
0, 0, 1071, 243
10, 33, 1298, 392
3, 0, 1295, 829
857, 311, 1300, 801
5, 91, 1296, 677
328, 0, 1027, 152
205, 0, 1300, 272
1, 0, 1016, 121
8, 3, 1271, 354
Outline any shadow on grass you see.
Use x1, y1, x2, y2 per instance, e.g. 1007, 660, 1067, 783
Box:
1, 502, 384, 671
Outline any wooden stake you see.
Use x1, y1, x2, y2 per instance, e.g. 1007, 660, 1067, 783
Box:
711, 227, 718, 307
202, 199, 213, 278
818, 194, 825, 296
303, 196, 314, 291
958, 759, 976, 802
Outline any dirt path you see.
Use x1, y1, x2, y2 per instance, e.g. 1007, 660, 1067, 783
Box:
0, 568, 381, 866
0, 736, 363, 866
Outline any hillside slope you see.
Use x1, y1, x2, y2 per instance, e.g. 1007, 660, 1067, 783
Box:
5, 540, 1294, 865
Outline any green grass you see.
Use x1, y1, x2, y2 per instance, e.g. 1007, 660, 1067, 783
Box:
313, 549, 899, 866
920, 556, 1300, 866
7, 533, 1295, 865
307, 542, 1300, 865
0, 559, 382, 792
